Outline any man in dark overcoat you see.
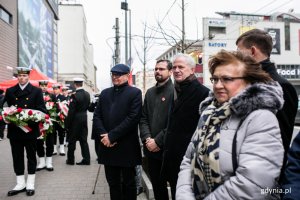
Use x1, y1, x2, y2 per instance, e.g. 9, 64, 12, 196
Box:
3, 67, 46, 196
65, 78, 91, 165
92, 64, 142, 200
161, 54, 210, 200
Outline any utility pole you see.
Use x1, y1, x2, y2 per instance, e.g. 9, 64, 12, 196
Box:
121, 1, 128, 64
181, 0, 185, 53
114, 18, 120, 65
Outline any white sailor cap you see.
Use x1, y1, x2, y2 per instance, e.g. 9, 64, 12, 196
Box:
73, 77, 84, 83
52, 84, 61, 89
39, 80, 49, 85
62, 86, 69, 91
16, 67, 31, 74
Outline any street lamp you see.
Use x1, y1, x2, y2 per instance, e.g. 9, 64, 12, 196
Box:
121, 1, 128, 65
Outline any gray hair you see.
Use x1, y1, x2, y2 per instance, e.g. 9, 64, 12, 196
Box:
172, 53, 196, 68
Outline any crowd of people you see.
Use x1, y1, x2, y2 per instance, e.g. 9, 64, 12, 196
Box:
1, 28, 300, 200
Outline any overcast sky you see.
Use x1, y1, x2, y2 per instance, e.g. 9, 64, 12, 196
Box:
77, 0, 300, 90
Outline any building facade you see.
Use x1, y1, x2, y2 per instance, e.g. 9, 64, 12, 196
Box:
0, 0, 59, 81
57, 3, 97, 93
135, 69, 156, 96
202, 11, 300, 123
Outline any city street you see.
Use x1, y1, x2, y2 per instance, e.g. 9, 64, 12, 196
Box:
0, 113, 148, 200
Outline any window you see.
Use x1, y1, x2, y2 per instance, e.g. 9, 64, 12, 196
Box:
0, 6, 12, 24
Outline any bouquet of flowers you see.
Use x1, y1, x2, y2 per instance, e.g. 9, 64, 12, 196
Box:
56, 100, 69, 128
0, 106, 53, 140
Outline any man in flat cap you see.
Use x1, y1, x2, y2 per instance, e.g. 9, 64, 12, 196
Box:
52, 84, 67, 156
2, 67, 46, 196
92, 64, 142, 200
65, 78, 91, 165
36, 80, 55, 171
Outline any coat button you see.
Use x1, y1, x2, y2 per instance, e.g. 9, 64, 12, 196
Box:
26, 98, 29, 100
25, 105, 27, 107
16, 98, 18, 100
15, 104, 17, 107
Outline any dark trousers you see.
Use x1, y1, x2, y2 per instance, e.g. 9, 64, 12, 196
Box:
0, 123, 5, 139
94, 138, 100, 160
104, 165, 137, 200
36, 133, 54, 157
162, 161, 178, 200
0, 123, 5, 138
10, 139, 37, 175
54, 123, 65, 145
148, 157, 169, 200
67, 130, 90, 162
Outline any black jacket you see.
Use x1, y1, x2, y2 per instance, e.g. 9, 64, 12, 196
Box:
139, 78, 174, 160
65, 88, 90, 137
92, 83, 142, 167
261, 59, 298, 152
4, 83, 46, 139
162, 78, 209, 178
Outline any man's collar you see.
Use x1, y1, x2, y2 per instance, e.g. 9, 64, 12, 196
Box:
19, 81, 29, 90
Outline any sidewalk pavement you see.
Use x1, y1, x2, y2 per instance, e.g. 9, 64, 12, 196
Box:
0, 113, 148, 200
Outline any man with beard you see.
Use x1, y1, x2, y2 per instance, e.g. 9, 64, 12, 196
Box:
139, 59, 173, 200
161, 54, 210, 200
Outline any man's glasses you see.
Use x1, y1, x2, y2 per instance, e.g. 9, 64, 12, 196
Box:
154, 68, 168, 71
210, 76, 245, 84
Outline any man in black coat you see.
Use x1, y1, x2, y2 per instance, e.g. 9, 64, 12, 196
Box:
92, 64, 142, 200
52, 84, 67, 156
3, 67, 46, 196
236, 28, 298, 181
139, 59, 173, 200
161, 54, 210, 200
65, 78, 91, 165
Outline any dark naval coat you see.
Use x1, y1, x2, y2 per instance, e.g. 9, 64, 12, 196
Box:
4, 83, 46, 140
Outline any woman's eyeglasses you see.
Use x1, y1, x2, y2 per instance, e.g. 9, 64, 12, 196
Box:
210, 76, 245, 84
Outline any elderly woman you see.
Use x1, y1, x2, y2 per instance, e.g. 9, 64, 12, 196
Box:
176, 50, 284, 199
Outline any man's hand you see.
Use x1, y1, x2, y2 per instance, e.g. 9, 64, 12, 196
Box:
100, 133, 117, 147
145, 138, 160, 152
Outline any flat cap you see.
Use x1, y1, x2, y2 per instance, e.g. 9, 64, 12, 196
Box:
39, 80, 49, 85
110, 64, 130, 74
16, 67, 31, 74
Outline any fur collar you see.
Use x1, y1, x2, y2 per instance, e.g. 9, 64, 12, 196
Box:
200, 81, 284, 118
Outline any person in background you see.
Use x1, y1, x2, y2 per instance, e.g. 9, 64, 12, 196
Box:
52, 84, 66, 156
61, 86, 70, 147
92, 64, 142, 200
0, 89, 5, 141
139, 59, 173, 199
4, 67, 46, 196
161, 53, 209, 200
65, 78, 91, 165
236, 29, 298, 181
36, 80, 55, 171
176, 50, 284, 199
282, 132, 300, 199
88, 92, 100, 161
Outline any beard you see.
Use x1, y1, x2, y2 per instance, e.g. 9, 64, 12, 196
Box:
155, 75, 168, 83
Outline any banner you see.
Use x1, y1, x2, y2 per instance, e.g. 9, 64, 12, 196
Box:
266, 28, 281, 55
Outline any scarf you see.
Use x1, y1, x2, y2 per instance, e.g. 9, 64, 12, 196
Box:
192, 99, 231, 199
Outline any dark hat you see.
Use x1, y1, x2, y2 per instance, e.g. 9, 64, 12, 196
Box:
39, 80, 49, 86
73, 77, 84, 84
110, 64, 130, 74
52, 84, 61, 89
16, 67, 31, 75
0, 89, 4, 95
